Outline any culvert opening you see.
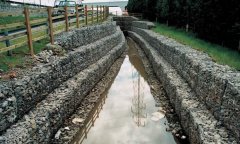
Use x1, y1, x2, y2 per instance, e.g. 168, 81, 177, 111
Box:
70, 37, 189, 144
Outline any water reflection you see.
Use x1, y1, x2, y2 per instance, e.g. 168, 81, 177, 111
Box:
129, 37, 147, 127
75, 39, 178, 144
131, 71, 147, 127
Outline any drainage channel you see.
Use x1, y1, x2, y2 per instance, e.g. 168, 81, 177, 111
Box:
72, 38, 185, 144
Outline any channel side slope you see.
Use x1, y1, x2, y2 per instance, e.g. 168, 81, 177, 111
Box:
0, 22, 119, 133
0, 21, 127, 143
128, 30, 237, 144
113, 16, 239, 143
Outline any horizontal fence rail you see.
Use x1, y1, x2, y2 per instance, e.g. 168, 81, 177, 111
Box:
0, 5, 110, 55
128, 13, 143, 19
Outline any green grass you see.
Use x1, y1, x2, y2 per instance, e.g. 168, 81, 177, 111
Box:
0, 15, 105, 73
0, 38, 49, 72
0, 15, 46, 25
0, 28, 48, 72
0, 28, 48, 48
152, 23, 240, 70
0, 14, 48, 72
0, 15, 48, 33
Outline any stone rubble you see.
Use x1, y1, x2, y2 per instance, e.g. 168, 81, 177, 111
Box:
0, 33, 126, 144
127, 30, 238, 144
0, 22, 124, 133
112, 17, 240, 143
52, 51, 126, 144
132, 38, 188, 143
0, 20, 127, 144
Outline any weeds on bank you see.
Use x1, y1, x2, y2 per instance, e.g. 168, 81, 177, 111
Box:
152, 23, 240, 70
0, 38, 48, 72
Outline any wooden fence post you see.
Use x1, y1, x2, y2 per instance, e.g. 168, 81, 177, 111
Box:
102, 6, 104, 21
75, 4, 79, 28
104, 6, 105, 20
64, 6, 69, 32
91, 5, 94, 24
101, 6, 103, 21
106, 6, 108, 19
106, 7, 108, 18
103, 6, 105, 20
238, 40, 240, 52
98, 6, 100, 21
47, 7, 54, 44
4, 31, 12, 56
102, 6, 105, 21
97, 5, 99, 23
99, 5, 101, 21
105, 6, 107, 19
103, 6, 105, 21
85, 5, 88, 25
24, 7, 34, 56
186, 24, 189, 32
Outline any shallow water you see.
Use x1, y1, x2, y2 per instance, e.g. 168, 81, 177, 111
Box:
74, 38, 178, 144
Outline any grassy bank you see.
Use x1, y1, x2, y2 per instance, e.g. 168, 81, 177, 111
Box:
152, 23, 240, 70
0, 15, 46, 25
0, 28, 49, 72
0, 14, 50, 72
0, 39, 48, 72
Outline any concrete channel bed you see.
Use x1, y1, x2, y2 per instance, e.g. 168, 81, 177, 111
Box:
0, 21, 127, 143
113, 16, 240, 144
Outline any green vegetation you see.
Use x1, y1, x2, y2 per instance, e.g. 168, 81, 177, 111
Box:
0, 39, 48, 72
0, 14, 48, 72
0, 16, 26, 25
153, 23, 240, 70
0, 15, 46, 25
0, 15, 49, 72
127, 0, 240, 51
126, 0, 146, 13
0, 9, 105, 73
0, 28, 48, 48
0, 15, 101, 72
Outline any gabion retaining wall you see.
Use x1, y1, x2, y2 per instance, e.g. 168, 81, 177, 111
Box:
0, 22, 124, 134
0, 33, 126, 143
131, 21, 156, 30
55, 22, 118, 49
114, 17, 240, 143
130, 27, 240, 143
113, 16, 138, 32
128, 31, 236, 144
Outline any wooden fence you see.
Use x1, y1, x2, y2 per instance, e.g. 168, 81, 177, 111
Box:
128, 13, 143, 19
0, 5, 110, 56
